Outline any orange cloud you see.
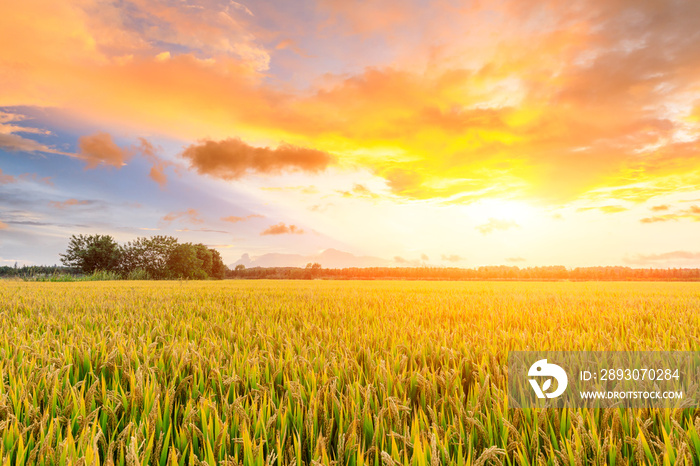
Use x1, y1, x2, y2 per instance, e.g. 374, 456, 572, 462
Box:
640, 216, 670, 224
650, 205, 670, 212
0, 169, 53, 186
441, 254, 463, 262
161, 208, 204, 225
75, 133, 174, 185
2, 0, 700, 207
175, 228, 228, 234
181, 138, 334, 180
221, 214, 264, 223
318, 0, 416, 36
476, 218, 519, 234
0, 132, 56, 154
0, 0, 276, 143
310, 203, 333, 212
0, 112, 67, 156
78, 132, 131, 169
640, 205, 700, 223
18, 173, 53, 185
0, 221, 7, 230
599, 206, 627, 214
49, 199, 92, 209
0, 169, 16, 184
577, 205, 627, 214
261, 186, 318, 194
274, 39, 309, 57
260, 223, 304, 235
135, 138, 178, 188
339, 184, 379, 199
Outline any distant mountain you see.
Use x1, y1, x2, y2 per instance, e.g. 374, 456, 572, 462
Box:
231, 248, 395, 269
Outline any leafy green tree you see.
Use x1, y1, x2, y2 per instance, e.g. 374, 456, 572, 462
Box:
209, 249, 227, 279
166, 243, 205, 279
120, 236, 178, 279
55, 233, 228, 280
60, 234, 121, 274
194, 244, 213, 276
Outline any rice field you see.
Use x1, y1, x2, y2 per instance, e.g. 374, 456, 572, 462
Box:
1, 280, 699, 465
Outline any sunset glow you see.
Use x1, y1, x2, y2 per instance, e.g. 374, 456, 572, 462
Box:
2, 0, 700, 267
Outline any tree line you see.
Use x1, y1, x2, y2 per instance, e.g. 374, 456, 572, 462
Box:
59, 234, 227, 279
228, 264, 700, 281
5, 242, 700, 281
0, 264, 75, 279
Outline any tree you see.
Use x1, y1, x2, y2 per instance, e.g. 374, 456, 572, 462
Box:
193, 244, 213, 276
60, 234, 121, 274
209, 249, 227, 279
166, 243, 205, 279
120, 236, 178, 279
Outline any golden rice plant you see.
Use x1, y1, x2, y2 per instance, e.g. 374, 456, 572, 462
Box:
0, 280, 699, 465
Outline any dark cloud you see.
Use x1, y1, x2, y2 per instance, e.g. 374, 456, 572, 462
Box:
181, 138, 334, 180
260, 223, 304, 235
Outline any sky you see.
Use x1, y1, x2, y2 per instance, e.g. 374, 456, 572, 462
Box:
2, 0, 700, 268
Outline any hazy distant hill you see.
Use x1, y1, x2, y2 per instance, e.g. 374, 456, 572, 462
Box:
231, 248, 395, 269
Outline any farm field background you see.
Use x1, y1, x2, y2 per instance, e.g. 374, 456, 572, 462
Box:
1, 280, 699, 465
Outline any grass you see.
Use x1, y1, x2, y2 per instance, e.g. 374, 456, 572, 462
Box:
0, 280, 699, 465
16, 270, 122, 282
